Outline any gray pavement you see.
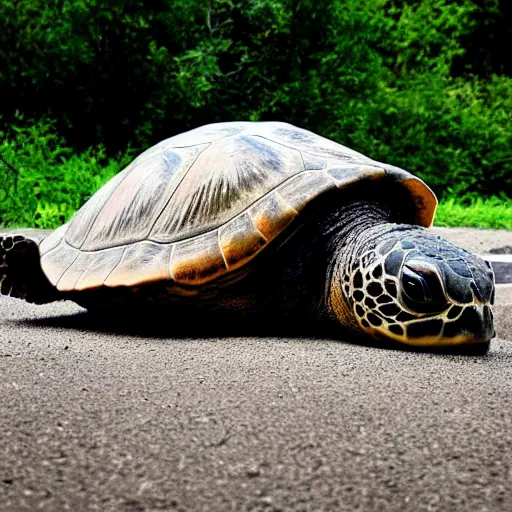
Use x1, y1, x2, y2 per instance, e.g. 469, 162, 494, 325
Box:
1, 228, 512, 511
431, 226, 512, 254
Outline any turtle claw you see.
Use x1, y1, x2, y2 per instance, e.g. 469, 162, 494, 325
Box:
0, 234, 57, 303
1, 237, 14, 250
1, 277, 13, 296
0, 235, 27, 299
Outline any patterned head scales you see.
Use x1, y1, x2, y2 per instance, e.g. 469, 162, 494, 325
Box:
341, 232, 495, 347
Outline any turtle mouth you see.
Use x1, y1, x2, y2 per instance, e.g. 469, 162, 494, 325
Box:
440, 303, 494, 342
361, 303, 495, 348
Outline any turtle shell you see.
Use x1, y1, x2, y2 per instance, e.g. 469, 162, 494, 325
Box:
38, 122, 437, 292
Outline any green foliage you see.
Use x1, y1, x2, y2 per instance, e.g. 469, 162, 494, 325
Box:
386, 0, 477, 75
436, 196, 512, 230
0, 0, 511, 224
0, 118, 131, 229
452, 0, 511, 77
346, 74, 512, 197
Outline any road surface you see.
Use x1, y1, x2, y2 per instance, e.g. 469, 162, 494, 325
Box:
1, 227, 512, 511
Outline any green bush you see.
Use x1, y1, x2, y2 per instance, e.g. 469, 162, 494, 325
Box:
0, 118, 131, 229
0, 0, 510, 216
344, 74, 512, 198
435, 196, 512, 230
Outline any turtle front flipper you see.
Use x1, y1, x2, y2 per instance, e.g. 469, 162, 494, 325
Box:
0, 233, 59, 304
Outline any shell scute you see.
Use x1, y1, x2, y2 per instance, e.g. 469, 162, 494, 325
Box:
150, 134, 304, 243
219, 213, 267, 270
65, 168, 131, 249
301, 152, 328, 170
41, 240, 79, 287
74, 248, 124, 291
277, 172, 337, 212
57, 252, 98, 291
328, 165, 385, 187
40, 225, 68, 257
170, 231, 227, 285
104, 242, 173, 288
77, 144, 209, 251
249, 192, 298, 241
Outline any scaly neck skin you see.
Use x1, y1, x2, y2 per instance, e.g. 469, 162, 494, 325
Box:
221, 198, 425, 328
319, 200, 423, 330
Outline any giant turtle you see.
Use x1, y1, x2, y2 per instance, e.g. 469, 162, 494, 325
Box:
0, 122, 495, 350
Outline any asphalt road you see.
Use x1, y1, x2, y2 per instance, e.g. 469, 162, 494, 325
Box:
1, 228, 512, 511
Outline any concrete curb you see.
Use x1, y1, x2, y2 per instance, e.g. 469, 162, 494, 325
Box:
482, 255, 512, 284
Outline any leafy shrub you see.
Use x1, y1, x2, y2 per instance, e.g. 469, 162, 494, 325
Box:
0, 118, 131, 229
0, 0, 510, 217
344, 74, 512, 198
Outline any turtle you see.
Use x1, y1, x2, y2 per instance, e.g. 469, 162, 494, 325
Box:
0, 122, 495, 350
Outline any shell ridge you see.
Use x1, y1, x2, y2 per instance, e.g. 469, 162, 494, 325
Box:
160, 124, 248, 149
168, 127, 247, 148
148, 169, 327, 245
102, 246, 127, 287
251, 133, 378, 168
250, 135, 307, 168
273, 190, 300, 215
217, 229, 229, 268
67, 166, 134, 250
167, 244, 176, 281
54, 244, 80, 289
247, 212, 269, 242
147, 142, 212, 236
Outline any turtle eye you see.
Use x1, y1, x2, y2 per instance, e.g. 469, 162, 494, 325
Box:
400, 260, 448, 313
402, 266, 432, 303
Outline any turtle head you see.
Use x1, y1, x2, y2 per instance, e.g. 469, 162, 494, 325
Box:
336, 231, 495, 349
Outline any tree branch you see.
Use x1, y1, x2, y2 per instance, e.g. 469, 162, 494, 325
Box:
0, 153, 20, 191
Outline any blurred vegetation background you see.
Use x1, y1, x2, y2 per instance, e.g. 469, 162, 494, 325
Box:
1, 0, 511, 228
